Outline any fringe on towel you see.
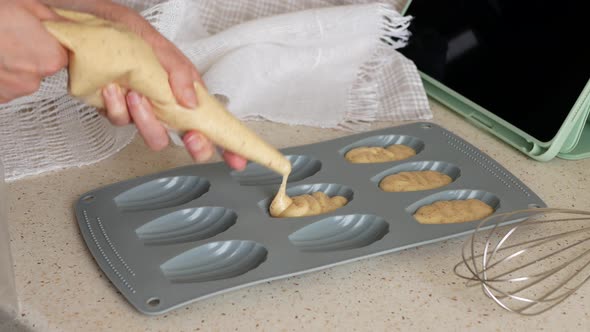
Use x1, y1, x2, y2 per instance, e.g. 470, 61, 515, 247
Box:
340, 3, 412, 131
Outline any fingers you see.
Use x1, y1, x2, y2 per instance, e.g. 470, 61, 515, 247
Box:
183, 131, 215, 163
146, 36, 202, 108
100, 4, 204, 99
0, 0, 68, 104
163, 48, 204, 107
19, 1, 68, 76
104, 89, 244, 170
166, 58, 198, 109
25, 0, 63, 21
126, 91, 169, 151
222, 150, 248, 171
101, 84, 130, 126
104, 87, 243, 169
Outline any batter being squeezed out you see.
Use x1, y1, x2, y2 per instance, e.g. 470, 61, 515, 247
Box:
269, 177, 348, 218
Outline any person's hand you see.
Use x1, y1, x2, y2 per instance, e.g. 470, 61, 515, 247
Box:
0, 0, 68, 103
74, 1, 247, 170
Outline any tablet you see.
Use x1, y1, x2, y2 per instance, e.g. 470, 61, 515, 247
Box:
400, 0, 590, 160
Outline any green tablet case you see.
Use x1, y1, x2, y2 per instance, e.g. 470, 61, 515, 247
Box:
402, 2, 590, 162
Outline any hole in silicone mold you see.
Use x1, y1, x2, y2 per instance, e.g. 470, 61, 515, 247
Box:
406, 190, 500, 224
147, 297, 160, 307
231, 155, 321, 186
289, 214, 389, 252
160, 240, 267, 283
82, 195, 95, 203
339, 135, 425, 163
114, 176, 210, 212
371, 161, 461, 192
421, 123, 433, 129
135, 207, 237, 245
258, 183, 354, 217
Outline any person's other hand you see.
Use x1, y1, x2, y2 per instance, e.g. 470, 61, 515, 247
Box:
0, 0, 67, 103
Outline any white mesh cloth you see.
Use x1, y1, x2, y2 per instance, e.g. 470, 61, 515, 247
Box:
0, 0, 430, 181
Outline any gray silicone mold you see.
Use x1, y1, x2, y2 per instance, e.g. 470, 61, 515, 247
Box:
74, 122, 545, 315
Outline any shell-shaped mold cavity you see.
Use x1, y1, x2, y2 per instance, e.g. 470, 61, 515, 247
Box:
114, 176, 210, 212
258, 183, 355, 212
135, 207, 237, 245
339, 135, 425, 157
289, 214, 389, 252
231, 155, 321, 186
371, 161, 461, 186
160, 240, 267, 283
406, 189, 500, 215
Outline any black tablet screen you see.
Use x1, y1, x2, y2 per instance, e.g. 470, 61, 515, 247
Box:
400, 0, 590, 142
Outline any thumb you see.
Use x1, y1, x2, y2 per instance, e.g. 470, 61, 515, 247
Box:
25, 2, 64, 21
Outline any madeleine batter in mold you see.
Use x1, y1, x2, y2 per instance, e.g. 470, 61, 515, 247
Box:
269, 175, 349, 218
271, 192, 348, 218
414, 199, 494, 224
345, 145, 416, 163
379, 170, 452, 192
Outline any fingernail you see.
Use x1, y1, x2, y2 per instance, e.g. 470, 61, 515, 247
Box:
185, 133, 204, 151
183, 87, 198, 108
127, 92, 141, 107
152, 136, 169, 151
195, 148, 214, 163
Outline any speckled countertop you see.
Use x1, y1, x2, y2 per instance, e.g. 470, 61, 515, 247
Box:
4, 101, 590, 331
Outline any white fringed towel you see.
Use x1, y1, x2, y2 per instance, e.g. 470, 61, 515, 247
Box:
148, 0, 431, 129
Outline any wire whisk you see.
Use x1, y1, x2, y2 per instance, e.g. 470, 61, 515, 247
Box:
454, 208, 590, 315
